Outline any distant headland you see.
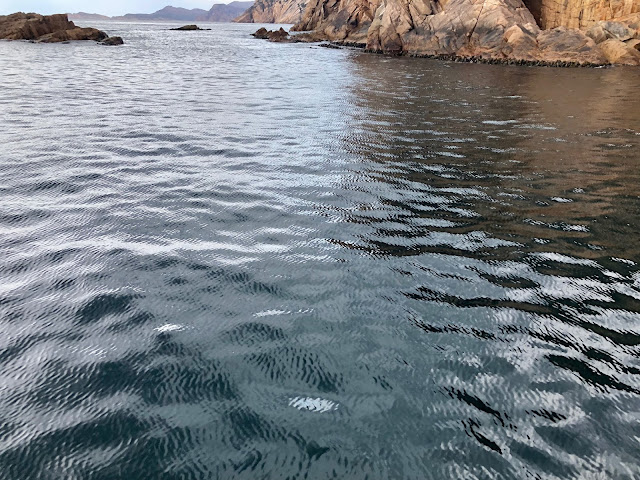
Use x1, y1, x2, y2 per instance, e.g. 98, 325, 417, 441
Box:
68, 1, 308, 25
68, 2, 253, 23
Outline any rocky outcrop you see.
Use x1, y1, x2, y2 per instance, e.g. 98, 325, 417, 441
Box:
0, 12, 119, 44
252, 26, 291, 39
291, 0, 640, 65
169, 24, 211, 30
235, 0, 308, 23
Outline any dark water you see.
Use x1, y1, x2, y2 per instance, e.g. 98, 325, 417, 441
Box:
1, 21, 640, 480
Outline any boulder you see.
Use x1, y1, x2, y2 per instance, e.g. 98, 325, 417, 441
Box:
598, 37, 640, 64
251, 27, 290, 41
100, 36, 124, 45
627, 38, 640, 50
252, 27, 270, 38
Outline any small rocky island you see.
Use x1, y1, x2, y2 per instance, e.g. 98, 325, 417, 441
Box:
0, 12, 123, 45
170, 25, 211, 31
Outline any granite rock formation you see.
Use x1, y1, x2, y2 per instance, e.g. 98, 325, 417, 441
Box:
0, 12, 118, 44
235, 0, 308, 23
291, 0, 640, 65
523, 0, 640, 29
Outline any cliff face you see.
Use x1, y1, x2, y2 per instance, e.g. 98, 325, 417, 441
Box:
524, 0, 640, 29
235, 0, 308, 23
292, 0, 640, 64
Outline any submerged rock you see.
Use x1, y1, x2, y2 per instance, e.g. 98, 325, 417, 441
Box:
0, 12, 119, 44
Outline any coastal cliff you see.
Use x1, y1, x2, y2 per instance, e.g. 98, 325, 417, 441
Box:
234, 0, 308, 23
291, 0, 640, 65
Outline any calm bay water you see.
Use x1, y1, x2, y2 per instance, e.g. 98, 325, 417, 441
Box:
1, 22, 640, 479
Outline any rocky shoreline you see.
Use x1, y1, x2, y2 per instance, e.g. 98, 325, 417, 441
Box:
0, 12, 123, 45
253, 28, 615, 67
262, 0, 640, 67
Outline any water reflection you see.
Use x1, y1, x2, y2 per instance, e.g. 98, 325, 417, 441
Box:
0, 25, 639, 479
327, 53, 640, 477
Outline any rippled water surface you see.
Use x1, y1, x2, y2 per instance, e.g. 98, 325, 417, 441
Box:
1, 22, 640, 480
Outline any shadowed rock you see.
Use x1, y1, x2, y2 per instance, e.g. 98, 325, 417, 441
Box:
251, 27, 290, 41
100, 36, 124, 45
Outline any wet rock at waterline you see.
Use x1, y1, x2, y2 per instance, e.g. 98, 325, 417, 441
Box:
252, 27, 290, 41
100, 36, 125, 46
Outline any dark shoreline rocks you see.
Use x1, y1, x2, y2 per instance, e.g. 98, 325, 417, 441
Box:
169, 25, 211, 31
251, 27, 289, 41
0, 12, 123, 45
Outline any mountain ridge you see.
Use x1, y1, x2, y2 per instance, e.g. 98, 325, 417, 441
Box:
69, 2, 253, 23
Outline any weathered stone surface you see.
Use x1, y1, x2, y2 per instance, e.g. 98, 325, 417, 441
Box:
37, 27, 107, 43
291, 0, 640, 65
235, 0, 307, 23
0, 12, 114, 43
292, 0, 375, 42
523, 0, 640, 30
598, 37, 640, 63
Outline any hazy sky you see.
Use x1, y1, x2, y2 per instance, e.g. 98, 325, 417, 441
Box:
0, 1, 225, 16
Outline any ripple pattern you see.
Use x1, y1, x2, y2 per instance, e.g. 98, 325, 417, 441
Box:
0, 22, 639, 480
